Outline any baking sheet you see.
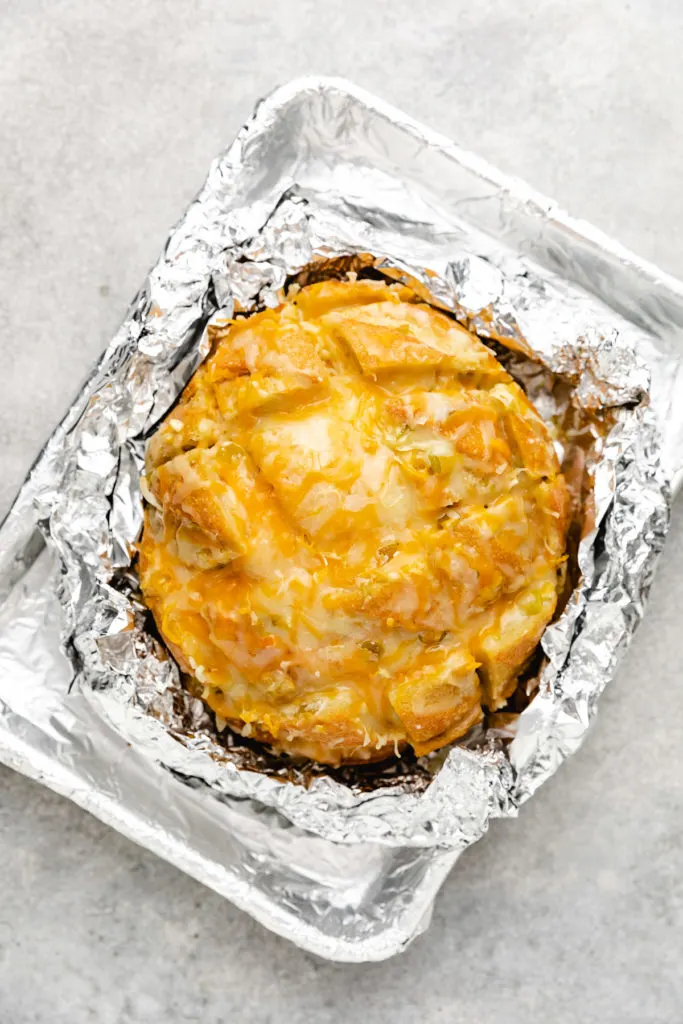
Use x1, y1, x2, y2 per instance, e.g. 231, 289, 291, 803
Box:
1, 77, 682, 960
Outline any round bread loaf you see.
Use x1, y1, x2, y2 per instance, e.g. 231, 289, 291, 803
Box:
138, 279, 568, 764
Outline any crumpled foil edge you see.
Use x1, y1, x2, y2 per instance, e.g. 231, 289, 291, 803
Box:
0, 78, 676, 861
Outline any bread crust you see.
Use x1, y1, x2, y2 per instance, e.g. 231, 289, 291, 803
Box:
138, 279, 568, 765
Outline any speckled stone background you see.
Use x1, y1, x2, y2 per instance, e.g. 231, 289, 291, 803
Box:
2, 1, 683, 1021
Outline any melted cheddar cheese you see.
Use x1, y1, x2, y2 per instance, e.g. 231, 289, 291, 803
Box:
138, 279, 569, 764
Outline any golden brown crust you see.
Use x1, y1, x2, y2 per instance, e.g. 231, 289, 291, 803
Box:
138, 279, 569, 765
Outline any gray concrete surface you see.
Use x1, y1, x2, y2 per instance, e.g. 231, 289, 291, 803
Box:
2, 0, 683, 1021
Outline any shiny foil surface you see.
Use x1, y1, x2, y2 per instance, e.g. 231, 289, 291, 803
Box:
1, 78, 683, 961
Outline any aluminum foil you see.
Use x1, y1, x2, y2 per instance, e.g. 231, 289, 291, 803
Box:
1, 77, 683, 961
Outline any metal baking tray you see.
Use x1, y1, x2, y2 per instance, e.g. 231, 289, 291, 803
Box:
2, 77, 683, 962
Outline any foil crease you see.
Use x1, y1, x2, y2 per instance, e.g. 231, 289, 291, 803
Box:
0, 77, 681, 959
